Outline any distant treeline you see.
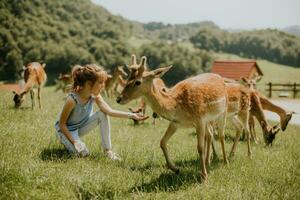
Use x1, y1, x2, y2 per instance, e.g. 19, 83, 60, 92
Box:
0, 0, 212, 85
190, 28, 300, 67
1, 0, 299, 83
0, 0, 135, 81
139, 42, 212, 85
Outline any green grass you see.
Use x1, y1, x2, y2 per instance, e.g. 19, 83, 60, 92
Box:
1, 88, 299, 199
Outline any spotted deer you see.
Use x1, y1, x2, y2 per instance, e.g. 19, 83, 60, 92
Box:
117, 55, 229, 181
241, 77, 293, 143
128, 98, 147, 125
56, 73, 72, 93
13, 62, 47, 109
105, 66, 127, 97
225, 83, 281, 158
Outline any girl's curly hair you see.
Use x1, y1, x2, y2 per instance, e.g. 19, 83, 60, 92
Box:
71, 64, 107, 92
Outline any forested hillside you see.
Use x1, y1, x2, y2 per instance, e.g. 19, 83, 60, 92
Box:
143, 21, 218, 41
0, 0, 139, 80
1, 0, 299, 83
190, 27, 300, 67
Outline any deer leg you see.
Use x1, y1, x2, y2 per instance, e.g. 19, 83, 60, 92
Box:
216, 114, 228, 164
205, 123, 214, 167
196, 122, 208, 181
30, 90, 35, 109
240, 112, 252, 158
160, 122, 179, 174
38, 87, 42, 109
249, 115, 258, 143
230, 116, 243, 157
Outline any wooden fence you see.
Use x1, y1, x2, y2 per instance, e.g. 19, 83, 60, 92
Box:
265, 82, 300, 98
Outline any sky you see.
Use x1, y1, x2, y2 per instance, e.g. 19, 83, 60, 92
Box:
92, 0, 300, 30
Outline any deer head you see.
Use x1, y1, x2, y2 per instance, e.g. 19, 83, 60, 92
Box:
116, 55, 171, 104
241, 75, 262, 90
261, 121, 281, 146
13, 91, 26, 108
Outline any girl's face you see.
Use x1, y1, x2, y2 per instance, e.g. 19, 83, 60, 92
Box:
90, 79, 105, 95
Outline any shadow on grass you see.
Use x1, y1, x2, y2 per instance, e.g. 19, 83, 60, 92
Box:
8, 105, 32, 110
40, 147, 72, 161
75, 185, 119, 200
129, 158, 222, 193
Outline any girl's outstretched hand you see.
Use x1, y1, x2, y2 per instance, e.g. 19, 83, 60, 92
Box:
130, 113, 149, 121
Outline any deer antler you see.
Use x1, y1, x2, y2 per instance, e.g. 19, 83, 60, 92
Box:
132, 54, 137, 65
138, 56, 147, 76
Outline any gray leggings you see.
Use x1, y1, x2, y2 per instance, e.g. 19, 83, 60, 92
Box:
56, 111, 111, 154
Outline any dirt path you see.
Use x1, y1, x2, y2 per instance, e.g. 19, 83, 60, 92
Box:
264, 99, 300, 125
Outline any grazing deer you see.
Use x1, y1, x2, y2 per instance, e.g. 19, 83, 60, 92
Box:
117, 55, 229, 181
128, 99, 147, 125
225, 83, 281, 158
13, 62, 47, 109
105, 66, 127, 97
241, 77, 293, 142
55, 73, 72, 93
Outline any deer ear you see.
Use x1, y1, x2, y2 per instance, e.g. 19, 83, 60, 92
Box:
42, 63, 46, 68
255, 76, 262, 82
22, 66, 26, 70
151, 65, 172, 78
241, 77, 248, 83
272, 124, 281, 134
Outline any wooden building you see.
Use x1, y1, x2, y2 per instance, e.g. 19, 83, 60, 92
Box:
211, 61, 263, 80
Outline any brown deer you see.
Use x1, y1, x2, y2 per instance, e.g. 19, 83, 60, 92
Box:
105, 66, 127, 97
128, 99, 147, 125
13, 62, 47, 109
225, 83, 281, 158
240, 76, 262, 142
241, 77, 293, 141
55, 73, 72, 93
117, 55, 229, 181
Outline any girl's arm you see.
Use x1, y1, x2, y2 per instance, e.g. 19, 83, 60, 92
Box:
58, 97, 76, 144
94, 95, 148, 120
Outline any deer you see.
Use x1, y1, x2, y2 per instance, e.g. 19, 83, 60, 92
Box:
240, 75, 262, 143
241, 76, 293, 143
225, 83, 281, 158
116, 55, 229, 181
104, 66, 128, 98
113, 75, 127, 95
128, 98, 147, 125
205, 83, 281, 166
13, 62, 47, 109
55, 73, 72, 93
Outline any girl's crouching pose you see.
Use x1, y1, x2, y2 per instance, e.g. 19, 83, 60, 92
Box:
55, 64, 147, 160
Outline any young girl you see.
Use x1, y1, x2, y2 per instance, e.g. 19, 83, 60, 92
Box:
55, 64, 147, 160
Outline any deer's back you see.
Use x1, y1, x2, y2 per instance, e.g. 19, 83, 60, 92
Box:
226, 83, 251, 115
25, 62, 47, 85
172, 73, 227, 118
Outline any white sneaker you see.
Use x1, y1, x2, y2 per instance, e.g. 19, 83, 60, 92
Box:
74, 140, 90, 157
105, 151, 121, 161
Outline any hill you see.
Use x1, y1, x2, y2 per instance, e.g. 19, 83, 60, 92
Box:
0, 0, 137, 80
282, 25, 300, 36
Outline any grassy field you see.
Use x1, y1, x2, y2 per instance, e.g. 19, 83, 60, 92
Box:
0, 87, 299, 200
